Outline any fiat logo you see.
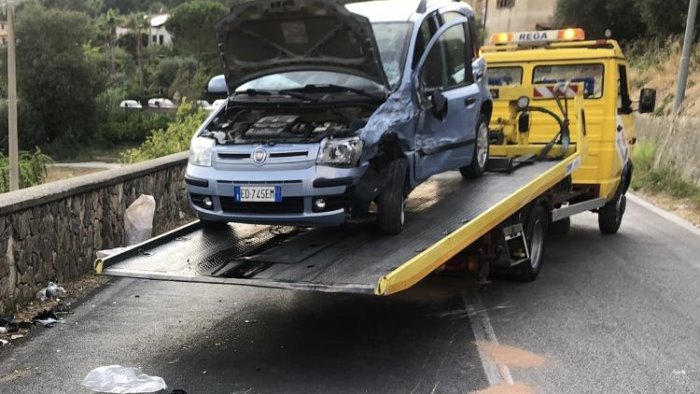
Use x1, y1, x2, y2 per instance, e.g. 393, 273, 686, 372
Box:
252, 147, 268, 164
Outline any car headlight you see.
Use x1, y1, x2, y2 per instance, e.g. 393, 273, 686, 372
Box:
188, 137, 214, 167
317, 137, 364, 167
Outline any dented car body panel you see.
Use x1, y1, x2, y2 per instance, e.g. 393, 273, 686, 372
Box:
186, 0, 491, 226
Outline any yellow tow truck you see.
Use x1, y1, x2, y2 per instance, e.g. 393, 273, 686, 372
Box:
483, 28, 657, 234
96, 30, 648, 294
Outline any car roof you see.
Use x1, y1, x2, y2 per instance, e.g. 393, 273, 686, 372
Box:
346, 0, 468, 23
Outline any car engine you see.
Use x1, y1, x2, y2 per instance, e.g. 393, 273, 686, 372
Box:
202, 106, 372, 144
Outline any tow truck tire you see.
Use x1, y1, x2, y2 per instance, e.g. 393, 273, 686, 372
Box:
598, 193, 626, 235
460, 115, 489, 179
515, 204, 548, 281
376, 159, 408, 236
549, 217, 571, 235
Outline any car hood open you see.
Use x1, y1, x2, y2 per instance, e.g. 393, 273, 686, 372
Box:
215, 0, 390, 90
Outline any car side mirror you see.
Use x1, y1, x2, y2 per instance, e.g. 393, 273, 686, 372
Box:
430, 90, 448, 120
207, 74, 228, 95
639, 88, 656, 114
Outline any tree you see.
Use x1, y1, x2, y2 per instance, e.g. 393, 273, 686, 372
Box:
126, 12, 150, 95
15, 4, 102, 145
554, 0, 645, 41
166, 1, 228, 70
97, 8, 120, 82
638, 0, 693, 37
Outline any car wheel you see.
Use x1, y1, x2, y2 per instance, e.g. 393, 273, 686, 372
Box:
460, 115, 489, 179
598, 192, 626, 235
513, 204, 548, 281
376, 159, 408, 236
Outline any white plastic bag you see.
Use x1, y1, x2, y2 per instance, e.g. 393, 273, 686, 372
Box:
125, 194, 156, 246
81, 365, 167, 393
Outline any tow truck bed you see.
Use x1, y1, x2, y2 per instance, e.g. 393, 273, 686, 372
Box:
98, 157, 577, 295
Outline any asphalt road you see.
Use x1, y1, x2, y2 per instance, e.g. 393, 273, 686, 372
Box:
1, 195, 699, 394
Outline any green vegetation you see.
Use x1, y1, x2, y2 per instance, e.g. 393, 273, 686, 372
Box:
120, 101, 207, 163
555, 0, 700, 41
631, 140, 700, 211
0, 149, 53, 193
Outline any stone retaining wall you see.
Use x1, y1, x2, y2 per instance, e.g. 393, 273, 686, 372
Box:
0, 152, 192, 313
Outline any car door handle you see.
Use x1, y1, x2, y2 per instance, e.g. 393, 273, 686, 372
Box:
465, 98, 477, 107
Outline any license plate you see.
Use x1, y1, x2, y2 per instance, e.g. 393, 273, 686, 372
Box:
234, 186, 281, 202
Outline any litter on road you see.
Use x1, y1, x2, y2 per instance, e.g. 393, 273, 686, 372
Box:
81, 365, 167, 393
0, 339, 8, 347
36, 281, 67, 302
32, 309, 62, 328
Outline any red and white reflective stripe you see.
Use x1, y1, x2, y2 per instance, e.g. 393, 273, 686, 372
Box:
533, 85, 579, 98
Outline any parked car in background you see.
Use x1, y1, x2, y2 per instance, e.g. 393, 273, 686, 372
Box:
119, 100, 142, 109
186, 0, 492, 235
147, 98, 176, 109
196, 100, 212, 111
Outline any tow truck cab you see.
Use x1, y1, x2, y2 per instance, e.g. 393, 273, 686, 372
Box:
482, 29, 657, 230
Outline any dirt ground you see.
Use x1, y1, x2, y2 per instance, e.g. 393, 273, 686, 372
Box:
634, 190, 700, 227
45, 166, 106, 183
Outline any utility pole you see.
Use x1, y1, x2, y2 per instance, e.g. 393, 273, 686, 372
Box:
7, 0, 19, 191
673, 0, 699, 114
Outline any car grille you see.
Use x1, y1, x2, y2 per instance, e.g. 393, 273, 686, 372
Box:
219, 197, 305, 214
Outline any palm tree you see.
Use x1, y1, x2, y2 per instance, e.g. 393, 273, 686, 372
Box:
126, 12, 150, 95
98, 9, 119, 83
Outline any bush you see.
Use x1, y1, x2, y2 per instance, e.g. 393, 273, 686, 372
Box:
0, 100, 48, 152
94, 87, 172, 145
120, 100, 208, 163
0, 148, 52, 193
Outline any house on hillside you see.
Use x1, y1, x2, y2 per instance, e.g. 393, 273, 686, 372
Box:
0, 21, 8, 45
116, 14, 172, 47
479, 0, 557, 35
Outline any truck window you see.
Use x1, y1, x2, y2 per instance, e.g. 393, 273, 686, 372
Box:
533, 64, 604, 99
421, 24, 468, 89
617, 65, 632, 114
488, 67, 523, 86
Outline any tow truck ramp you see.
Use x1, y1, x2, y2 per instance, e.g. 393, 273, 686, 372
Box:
97, 157, 578, 296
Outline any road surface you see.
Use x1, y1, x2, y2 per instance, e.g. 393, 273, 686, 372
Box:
1, 195, 699, 393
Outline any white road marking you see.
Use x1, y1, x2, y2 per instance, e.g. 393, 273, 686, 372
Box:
463, 290, 514, 386
627, 193, 700, 236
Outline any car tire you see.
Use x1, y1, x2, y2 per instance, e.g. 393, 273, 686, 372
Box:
460, 115, 489, 179
549, 217, 571, 236
598, 192, 626, 235
376, 159, 408, 236
514, 204, 548, 282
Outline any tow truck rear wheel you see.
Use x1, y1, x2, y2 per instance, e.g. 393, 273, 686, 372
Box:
598, 192, 626, 235
460, 115, 489, 179
376, 159, 408, 236
514, 204, 548, 281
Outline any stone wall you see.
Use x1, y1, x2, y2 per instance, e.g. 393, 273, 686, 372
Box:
0, 152, 192, 313
636, 115, 700, 186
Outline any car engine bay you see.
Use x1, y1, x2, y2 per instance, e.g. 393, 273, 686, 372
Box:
201, 105, 375, 144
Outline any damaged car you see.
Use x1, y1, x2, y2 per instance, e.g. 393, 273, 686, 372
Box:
186, 0, 492, 235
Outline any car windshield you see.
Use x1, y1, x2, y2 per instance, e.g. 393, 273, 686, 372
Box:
237, 22, 411, 93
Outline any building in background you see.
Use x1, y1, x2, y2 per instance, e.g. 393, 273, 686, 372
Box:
480, 0, 557, 35
116, 14, 172, 47
0, 21, 7, 45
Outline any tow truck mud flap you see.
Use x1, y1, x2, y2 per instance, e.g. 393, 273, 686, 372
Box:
97, 161, 565, 295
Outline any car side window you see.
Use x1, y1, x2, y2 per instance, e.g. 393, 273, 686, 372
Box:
413, 14, 439, 68
421, 23, 468, 90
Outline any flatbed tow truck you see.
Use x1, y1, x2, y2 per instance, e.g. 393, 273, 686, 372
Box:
96, 81, 598, 295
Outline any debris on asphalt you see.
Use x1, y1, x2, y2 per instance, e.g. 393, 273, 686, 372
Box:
81, 365, 167, 393
0, 339, 9, 347
54, 303, 71, 314
125, 194, 156, 246
32, 309, 61, 328
0, 327, 6, 334
10, 334, 24, 340
171, 390, 187, 394
36, 281, 67, 302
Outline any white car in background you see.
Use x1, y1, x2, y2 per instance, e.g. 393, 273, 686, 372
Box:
119, 100, 142, 109
147, 98, 176, 109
